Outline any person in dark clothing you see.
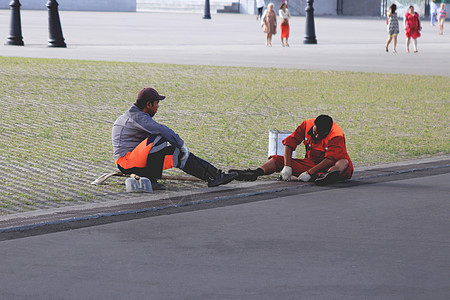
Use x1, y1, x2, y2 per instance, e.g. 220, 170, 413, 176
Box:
112, 87, 237, 190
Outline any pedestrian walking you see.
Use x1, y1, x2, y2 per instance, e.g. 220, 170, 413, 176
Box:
404, 5, 421, 53
261, 3, 277, 47
385, 3, 399, 53
430, 0, 438, 26
256, 0, 265, 20
438, 3, 447, 35
279, 2, 291, 47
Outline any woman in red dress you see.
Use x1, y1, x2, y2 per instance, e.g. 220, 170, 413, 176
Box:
404, 5, 422, 53
279, 2, 291, 47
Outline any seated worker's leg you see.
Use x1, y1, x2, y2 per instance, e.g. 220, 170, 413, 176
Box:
230, 155, 316, 181
145, 146, 179, 189
116, 136, 179, 190
228, 157, 277, 181
118, 145, 178, 190
328, 158, 349, 174
315, 159, 352, 186
182, 153, 238, 187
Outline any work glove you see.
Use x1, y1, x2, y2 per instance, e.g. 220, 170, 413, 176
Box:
279, 166, 292, 181
180, 143, 189, 162
298, 171, 311, 182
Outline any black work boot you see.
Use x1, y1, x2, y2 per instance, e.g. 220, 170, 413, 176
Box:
150, 179, 167, 190
228, 168, 264, 181
314, 170, 340, 186
182, 154, 238, 187
207, 170, 238, 187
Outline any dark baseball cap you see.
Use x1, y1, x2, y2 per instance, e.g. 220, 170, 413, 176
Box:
137, 87, 166, 102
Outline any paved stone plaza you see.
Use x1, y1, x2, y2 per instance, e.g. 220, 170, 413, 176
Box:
1, 10, 449, 75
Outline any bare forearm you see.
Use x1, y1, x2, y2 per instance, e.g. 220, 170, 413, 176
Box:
308, 158, 335, 175
283, 145, 294, 167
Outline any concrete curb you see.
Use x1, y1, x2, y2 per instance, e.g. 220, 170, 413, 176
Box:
1, 155, 448, 233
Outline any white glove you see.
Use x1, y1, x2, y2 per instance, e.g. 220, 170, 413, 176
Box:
180, 143, 189, 162
298, 171, 311, 182
280, 166, 292, 181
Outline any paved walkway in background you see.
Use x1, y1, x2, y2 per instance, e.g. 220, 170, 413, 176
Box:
1, 10, 449, 75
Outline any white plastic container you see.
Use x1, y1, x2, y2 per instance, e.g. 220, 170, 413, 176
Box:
125, 176, 153, 193
268, 130, 295, 157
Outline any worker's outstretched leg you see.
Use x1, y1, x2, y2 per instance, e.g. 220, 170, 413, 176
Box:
229, 156, 280, 181
314, 159, 350, 186
182, 153, 237, 187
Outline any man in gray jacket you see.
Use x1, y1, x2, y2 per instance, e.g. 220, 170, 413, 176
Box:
112, 87, 237, 190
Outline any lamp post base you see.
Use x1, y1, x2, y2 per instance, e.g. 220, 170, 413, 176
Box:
5, 38, 24, 46
303, 37, 317, 44
203, 0, 211, 19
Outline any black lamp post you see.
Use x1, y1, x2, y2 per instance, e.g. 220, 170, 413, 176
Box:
303, 0, 317, 44
424, 0, 430, 17
5, 0, 24, 46
203, 0, 211, 19
47, 0, 66, 47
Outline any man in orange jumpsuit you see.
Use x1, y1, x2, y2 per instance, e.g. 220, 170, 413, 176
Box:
230, 115, 353, 186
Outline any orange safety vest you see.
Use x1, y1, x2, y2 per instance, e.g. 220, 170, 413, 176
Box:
302, 118, 347, 163
116, 136, 174, 171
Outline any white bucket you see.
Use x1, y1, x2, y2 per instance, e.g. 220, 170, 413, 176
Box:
268, 130, 295, 157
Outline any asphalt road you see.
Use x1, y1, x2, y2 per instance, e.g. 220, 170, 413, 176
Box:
0, 170, 449, 299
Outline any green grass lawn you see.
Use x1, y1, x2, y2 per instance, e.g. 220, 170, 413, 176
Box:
0, 57, 449, 213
